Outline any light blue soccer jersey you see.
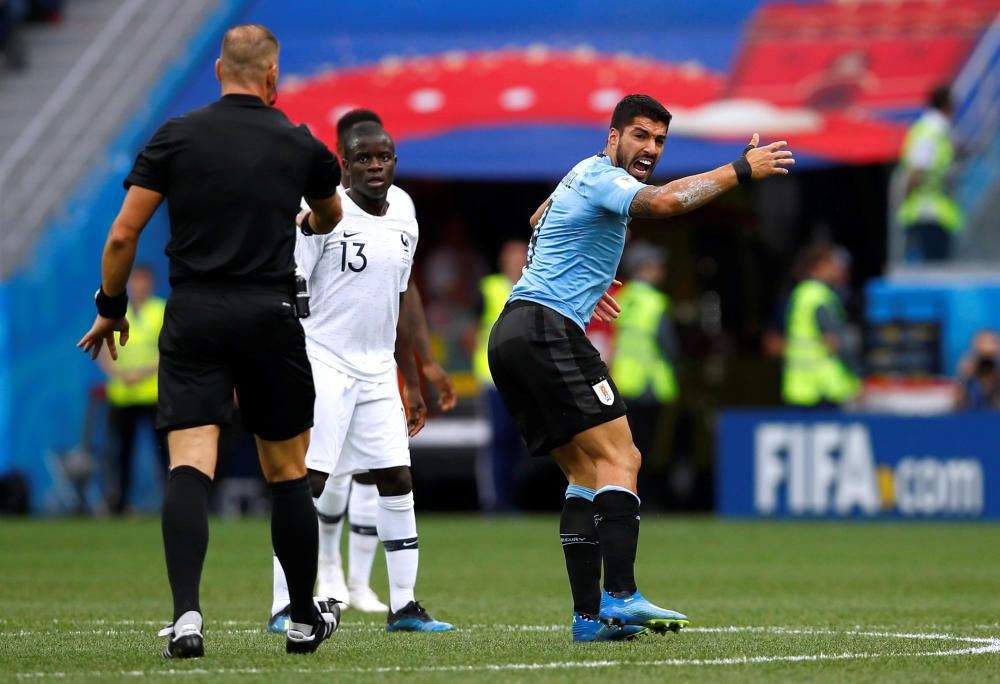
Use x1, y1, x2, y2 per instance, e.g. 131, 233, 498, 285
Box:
510, 155, 645, 329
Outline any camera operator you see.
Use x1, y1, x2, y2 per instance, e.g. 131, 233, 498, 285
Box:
955, 330, 1000, 411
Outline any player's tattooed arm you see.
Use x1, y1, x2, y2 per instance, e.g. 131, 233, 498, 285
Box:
628, 172, 729, 218
629, 135, 794, 218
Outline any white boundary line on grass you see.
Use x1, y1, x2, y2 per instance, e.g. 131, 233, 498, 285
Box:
5, 625, 1000, 678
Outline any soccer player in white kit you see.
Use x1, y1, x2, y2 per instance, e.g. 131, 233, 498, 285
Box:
300, 110, 457, 617
270, 121, 454, 632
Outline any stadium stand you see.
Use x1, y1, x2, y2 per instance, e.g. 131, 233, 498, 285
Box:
0, 0, 219, 278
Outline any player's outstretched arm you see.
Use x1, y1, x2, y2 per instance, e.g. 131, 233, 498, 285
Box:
630, 134, 795, 219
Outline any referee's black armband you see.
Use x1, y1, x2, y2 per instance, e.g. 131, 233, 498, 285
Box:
95, 287, 128, 319
732, 156, 752, 186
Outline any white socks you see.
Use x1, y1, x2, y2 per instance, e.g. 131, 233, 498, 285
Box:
270, 479, 413, 616
271, 552, 290, 617
316, 476, 350, 566
348, 482, 380, 589
378, 492, 419, 613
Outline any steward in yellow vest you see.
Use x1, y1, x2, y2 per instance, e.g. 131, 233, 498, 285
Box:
782, 245, 860, 407
97, 266, 168, 514
611, 279, 677, 403
610, 242, 678, 494
475, 240, 529, 512
897, 84, 961, 262
104, 296, 165, 407
475, 273, 516, 387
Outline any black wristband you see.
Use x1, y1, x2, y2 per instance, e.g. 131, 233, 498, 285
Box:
299, 211, 315, 236
733, 156, 752, 186
95, 287, 128, 319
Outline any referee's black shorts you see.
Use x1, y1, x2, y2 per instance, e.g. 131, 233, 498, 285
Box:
156, 283, 315, 441
487, 299, 627, 457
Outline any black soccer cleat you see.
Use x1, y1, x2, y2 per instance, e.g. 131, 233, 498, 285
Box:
158, 611, 205, 659
285, 597, 341, 654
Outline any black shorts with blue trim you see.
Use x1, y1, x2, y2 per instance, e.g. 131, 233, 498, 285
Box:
487, 299, 627, 457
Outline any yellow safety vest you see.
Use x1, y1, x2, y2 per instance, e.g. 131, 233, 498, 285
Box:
782, 280, 859, 406
610, 280, 677, 402
106, 297, 166, 406
475, 274, 514, 385
898, 114, 962, 232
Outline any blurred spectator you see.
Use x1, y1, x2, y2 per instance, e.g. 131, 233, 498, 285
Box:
611, 242, 678, 478
782, 242, 860, 409
955, 331, 1000, 411
0, 0, 28, 71
423, 215, 481, 369
762, 247, 810, 359
474, 240, 529, 512
25, 0, 62, 23
98, 265, 168, 514
897, 84, 962, 263
803, 50, 879, 110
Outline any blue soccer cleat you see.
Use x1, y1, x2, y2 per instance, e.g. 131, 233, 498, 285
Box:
386, 600, 455, 632
267, 605, 290, 634
599, 590, 689, 633
572, 612, 646, 642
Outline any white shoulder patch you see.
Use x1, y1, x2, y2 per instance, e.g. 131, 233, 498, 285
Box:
613, 175, 640, 189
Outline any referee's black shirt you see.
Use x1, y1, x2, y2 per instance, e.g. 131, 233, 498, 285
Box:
125, 94, 340, 287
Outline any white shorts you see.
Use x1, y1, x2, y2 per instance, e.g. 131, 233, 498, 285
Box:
306, 359, 410, 477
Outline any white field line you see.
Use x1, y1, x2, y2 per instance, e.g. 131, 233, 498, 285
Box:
4, 626, 1000, 679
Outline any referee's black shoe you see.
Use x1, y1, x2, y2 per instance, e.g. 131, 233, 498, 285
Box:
286, 598, 340, 654
158, 611, 205, 659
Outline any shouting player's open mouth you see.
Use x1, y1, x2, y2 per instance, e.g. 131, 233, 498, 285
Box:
629, 156, 654, 181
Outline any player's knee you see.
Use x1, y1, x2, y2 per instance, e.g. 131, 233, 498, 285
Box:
603, 443, 641, 478
353, 471, 375, 486
307, 468, 329, 498
370, 466, 412, 497
623, 444, 642, 474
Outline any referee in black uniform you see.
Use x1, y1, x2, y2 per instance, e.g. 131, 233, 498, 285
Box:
78, 24, 343, 658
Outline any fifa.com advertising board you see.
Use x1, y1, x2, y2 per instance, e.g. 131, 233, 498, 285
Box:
717, 412, 999, 519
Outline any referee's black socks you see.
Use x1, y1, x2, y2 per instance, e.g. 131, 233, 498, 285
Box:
593, 486, 640, 596
269, 476, 319, 626
560, 485, 601, 617
162, 465, 211, 623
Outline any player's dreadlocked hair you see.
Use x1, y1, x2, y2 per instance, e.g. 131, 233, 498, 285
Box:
610, 94, 672, 132
336, 109, 383, 145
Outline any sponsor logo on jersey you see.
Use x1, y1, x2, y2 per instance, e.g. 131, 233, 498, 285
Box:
614, 175, 640, 189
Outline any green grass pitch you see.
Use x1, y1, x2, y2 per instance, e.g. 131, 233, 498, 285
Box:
2, 516, 999, 682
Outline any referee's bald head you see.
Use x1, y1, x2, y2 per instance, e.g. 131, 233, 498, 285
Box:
217, 24, 279, 88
